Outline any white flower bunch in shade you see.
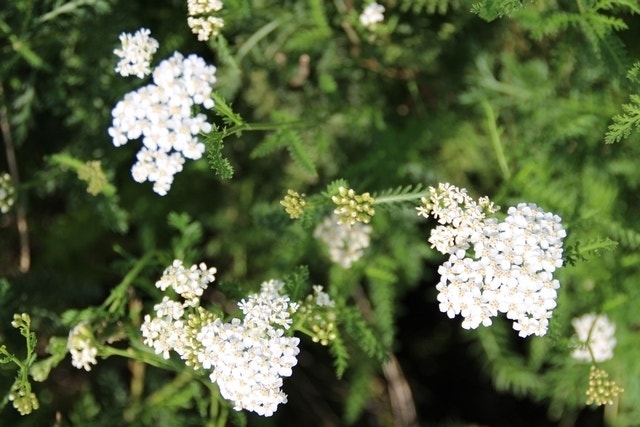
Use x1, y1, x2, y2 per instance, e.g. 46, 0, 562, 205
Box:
141, 262, 301, 417
571, 313, 617, 363
187, 0, 224, 41
417, 183, 567, 337
67, 322, 98, 371
109, 51, 217, 195
114, 28, 159, 78
359, 2, 385, 28
0, 172, 15, 214
314, 213, 372, 268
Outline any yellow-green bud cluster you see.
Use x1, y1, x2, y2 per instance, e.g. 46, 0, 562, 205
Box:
0, 172, 15, 214
332, 186, 375, 225
8, 382, 39, 415
77, 161, 109, 196
586, 365, 624, 406
298, 288, 337, 346
281, 189, 307, 219
310, 313, 337, 346
11, 313, 30, 329
183, 307, 218, 369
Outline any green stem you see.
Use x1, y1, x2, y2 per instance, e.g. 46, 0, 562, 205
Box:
49, 153, 84, 170
481, 99, 511, 181
374, 191, 432, 205
223, 121, 308, 138
101, 251, 158, 315
236, 19, 283, 62
100, 345, 175, 371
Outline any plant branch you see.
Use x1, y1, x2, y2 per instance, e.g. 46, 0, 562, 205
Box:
0, 82, 30, 272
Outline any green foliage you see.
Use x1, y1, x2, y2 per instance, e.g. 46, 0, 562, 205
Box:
343, 365, 375, 425
606, 61, 640, 143
400, 0, 459, 14
471, 0, 529, 21
204, 128, 235, 180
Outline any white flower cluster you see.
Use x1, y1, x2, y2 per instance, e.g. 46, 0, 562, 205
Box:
417, 183, 566, 337
314, 214, 372, 268
312, 285, 335, 308
141, 262, 300, 417
67, 323, 98, 371
114, 28, 159, 78
187, 0, 224, 41
0, 172, 15, 214
197, 280, 300, 416
571, 313, 617, 363
109, 52, 217, 195
359, 2, 385, 28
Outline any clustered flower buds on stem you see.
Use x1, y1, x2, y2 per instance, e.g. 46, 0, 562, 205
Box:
0, 172, 15, 214
280, 189, 307, 219
332, 186, 376, 225
586, 366, 624, 406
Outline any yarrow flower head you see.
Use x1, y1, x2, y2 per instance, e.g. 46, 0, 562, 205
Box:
314, 213, 372, 268
586, 366, 624, 406
108, 52, 217, 195
67, 322, 98, 371
571, 313, 616, 363
417, 183, 566, 337
187, 0, 224, 41
0, 172, 15, 214
141, 262, 305, 417
332, 186, 376, 225
114, 28, 159, 78
154, 259, 217, 306
280, 189, 307, 219
360, 2, 385, 28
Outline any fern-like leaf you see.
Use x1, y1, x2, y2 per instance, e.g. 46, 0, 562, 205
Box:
400, 0, 458, 14
250, 131, 289, 158
604, 222, 640, 249
606, 94, 640, 144
365, 259, 397, 347
283, 265, 312, 301
204, 129, 234, 179
328, 331, 350, 379
471, 0, 529, 21
285, 129, 317, 177
373, 183, 428, 208
343, 367, 375, 424
341, 307, 388, 364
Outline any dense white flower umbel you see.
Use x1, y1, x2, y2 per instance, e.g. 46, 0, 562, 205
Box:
187, 0, 224, 41
114, 28, 159, 78
571, 313, 617, 363
109, 51, 217, 195
417, 183, 567, 337
141, 261, 300, 417
314, 213, 372, 268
